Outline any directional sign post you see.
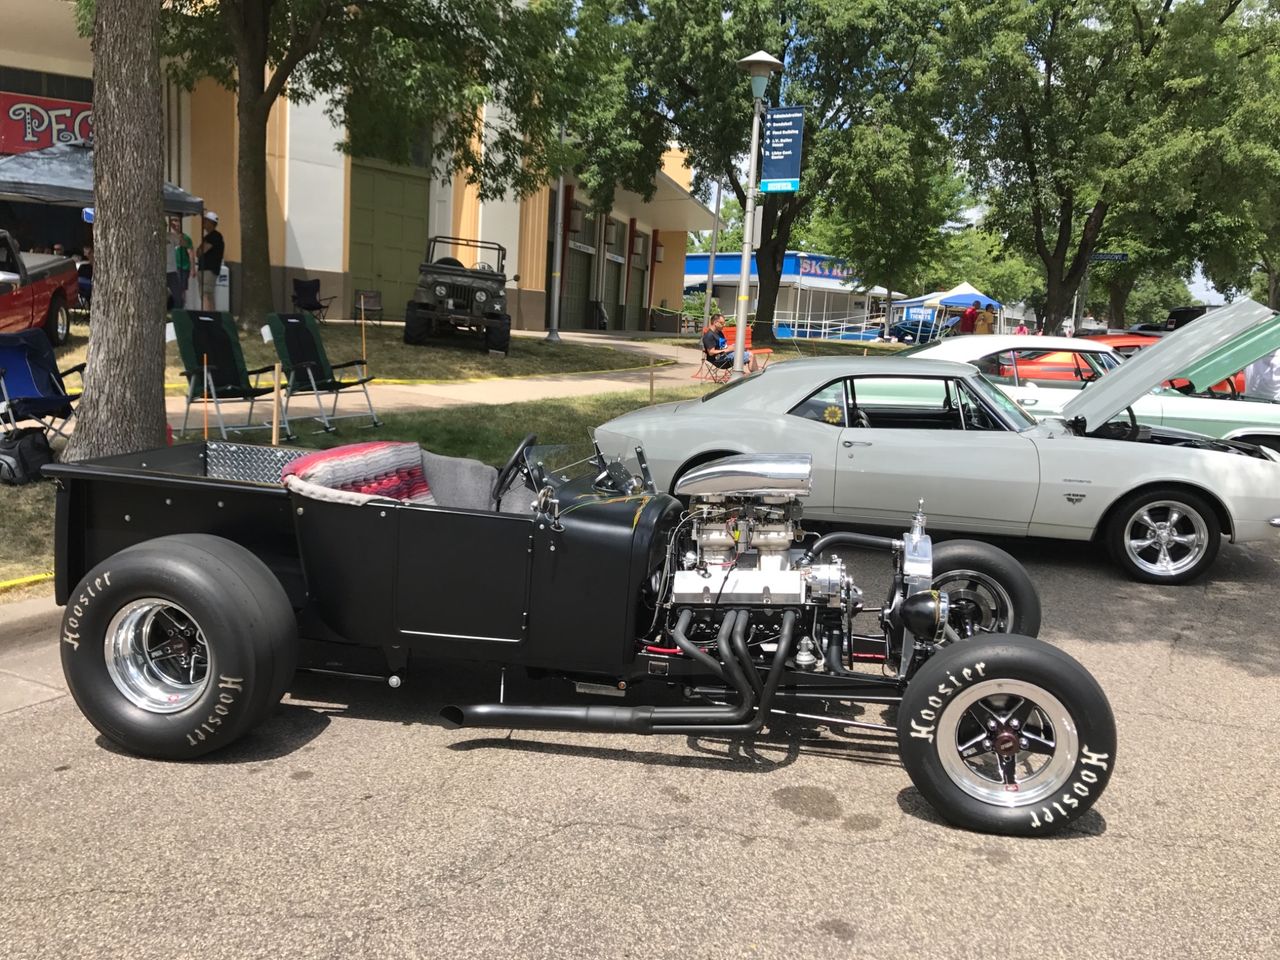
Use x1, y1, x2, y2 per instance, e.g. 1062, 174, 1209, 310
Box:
761, 107, 804, 193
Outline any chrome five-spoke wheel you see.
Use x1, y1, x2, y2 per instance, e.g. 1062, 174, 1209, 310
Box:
103, 599, 209, 713
936, 679, 1079, 807
1122, 499, 1210, 579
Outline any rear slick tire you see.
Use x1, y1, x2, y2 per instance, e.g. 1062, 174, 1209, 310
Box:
898, 637, 1116, 836
59, 535, 297, 759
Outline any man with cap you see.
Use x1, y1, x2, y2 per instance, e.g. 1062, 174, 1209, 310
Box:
197, 211, 225, 310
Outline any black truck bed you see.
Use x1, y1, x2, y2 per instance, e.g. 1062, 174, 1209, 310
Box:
46, 441, 311, 607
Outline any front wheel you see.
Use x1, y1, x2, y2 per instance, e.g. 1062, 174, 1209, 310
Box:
931, 539, 1041, 638
898, 637, 1116, 836
1104, 487, 1221, 584
45, 296, 70, 346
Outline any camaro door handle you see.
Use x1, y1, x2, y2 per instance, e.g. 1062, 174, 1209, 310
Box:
842, 440, 873, 447
1021, 398, 1038, 406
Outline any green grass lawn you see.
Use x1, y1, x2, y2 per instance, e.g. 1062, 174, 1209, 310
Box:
54, 320, 654, 394
0, 386, 705, 596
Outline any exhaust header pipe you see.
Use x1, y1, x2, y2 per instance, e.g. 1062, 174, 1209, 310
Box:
441, 609, 797, 736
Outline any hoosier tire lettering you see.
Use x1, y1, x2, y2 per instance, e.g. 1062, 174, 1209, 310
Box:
1028, 746, 1112, 831
186, 676, 245, 747
61, 571, 112, 650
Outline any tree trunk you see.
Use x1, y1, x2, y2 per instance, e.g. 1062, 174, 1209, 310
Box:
1107, 274, 1137, 327
1042, 266, 1073, 333
64, 0, 166, 461
754, 235, 786, 329
236, 85, 274, 327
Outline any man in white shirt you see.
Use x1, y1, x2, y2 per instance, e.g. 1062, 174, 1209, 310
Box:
1244, 350, 1280, 400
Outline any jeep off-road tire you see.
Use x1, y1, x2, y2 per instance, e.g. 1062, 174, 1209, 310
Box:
484, 314, 512, 355
44, 294, 70, 346
931, 540, 1041, 637
60, 535, 297, 759
1104, 486, 1221, 584
898, 637, 1116, 836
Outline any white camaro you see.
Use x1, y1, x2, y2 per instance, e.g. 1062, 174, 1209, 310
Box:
909, 333, 1280, 450
595, 299, 1280, 585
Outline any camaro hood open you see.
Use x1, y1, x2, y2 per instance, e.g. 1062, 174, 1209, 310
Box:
1061, 298, 1280, 431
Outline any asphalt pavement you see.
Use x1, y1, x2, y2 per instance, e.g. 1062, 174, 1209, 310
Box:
1, 535, 1278, 959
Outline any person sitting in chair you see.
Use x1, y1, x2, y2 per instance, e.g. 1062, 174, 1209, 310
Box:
702, 313, 759, 373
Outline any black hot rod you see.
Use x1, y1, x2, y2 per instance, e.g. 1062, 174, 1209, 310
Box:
48, 438, 1115, 836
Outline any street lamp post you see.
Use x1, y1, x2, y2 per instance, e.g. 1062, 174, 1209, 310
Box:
732, 50, 783, 377
547, 127, 567, 343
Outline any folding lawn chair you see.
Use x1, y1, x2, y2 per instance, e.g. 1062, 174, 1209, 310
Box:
353, 289, 383, 321
291, 278, 336, 320
171, 310, 275, 439
265, 311, 382, 433
0, 330, 84, 440
692, 351, 733, 384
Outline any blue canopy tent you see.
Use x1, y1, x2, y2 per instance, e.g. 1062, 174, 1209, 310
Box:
889, 282, 1004, 342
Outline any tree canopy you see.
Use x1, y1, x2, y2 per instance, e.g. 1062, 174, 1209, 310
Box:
941, 0, 1275, 329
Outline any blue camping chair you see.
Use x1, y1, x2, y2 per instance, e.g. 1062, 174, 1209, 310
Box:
0, 330, 84, 440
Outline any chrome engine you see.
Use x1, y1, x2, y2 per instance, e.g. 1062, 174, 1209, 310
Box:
670, 455, 850, 609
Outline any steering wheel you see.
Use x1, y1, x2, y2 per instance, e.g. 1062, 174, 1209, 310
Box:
492, 433, 537, 510
852, 407, 872, 429
476, 262, 495, 272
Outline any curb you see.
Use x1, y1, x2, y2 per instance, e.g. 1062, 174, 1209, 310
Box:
0, 572, 54, 594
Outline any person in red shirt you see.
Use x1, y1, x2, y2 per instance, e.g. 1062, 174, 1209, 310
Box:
958, 300, 980, 334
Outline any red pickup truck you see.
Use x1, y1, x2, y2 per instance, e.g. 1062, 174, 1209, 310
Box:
0, 229, 77, 345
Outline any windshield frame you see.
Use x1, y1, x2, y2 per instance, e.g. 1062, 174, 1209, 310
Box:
969, 374, 1039, 431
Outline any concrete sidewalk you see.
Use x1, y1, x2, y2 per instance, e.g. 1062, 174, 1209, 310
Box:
165, 334, 711, 424
0, 595, 64, 715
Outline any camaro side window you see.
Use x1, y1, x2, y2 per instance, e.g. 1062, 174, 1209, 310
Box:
789, 382, 847, 427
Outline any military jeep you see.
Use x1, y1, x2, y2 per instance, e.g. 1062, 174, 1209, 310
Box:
404, 237, 513, 354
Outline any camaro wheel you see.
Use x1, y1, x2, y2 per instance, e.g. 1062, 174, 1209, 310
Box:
931, 540, 1041, 638
898, 637, 1116, 836
60, 534, 297, 759
1105, 488, 1220, 584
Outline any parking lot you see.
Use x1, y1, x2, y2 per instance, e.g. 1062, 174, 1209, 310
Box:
1, 534, 1277, 960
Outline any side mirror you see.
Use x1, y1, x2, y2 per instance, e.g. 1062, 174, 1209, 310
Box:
511, 273, 520, 283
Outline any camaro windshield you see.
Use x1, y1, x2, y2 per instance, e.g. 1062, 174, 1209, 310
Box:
971, 374, 1039, 429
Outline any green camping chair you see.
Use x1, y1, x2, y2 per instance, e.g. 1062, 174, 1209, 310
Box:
265, 311, 381, 432
171, 310, 275, 438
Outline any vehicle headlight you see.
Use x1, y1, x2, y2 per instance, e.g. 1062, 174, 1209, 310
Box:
475, 290, 489, 303
434, 284, 447, 297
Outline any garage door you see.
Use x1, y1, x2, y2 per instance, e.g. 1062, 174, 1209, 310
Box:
348, 159, 432, 318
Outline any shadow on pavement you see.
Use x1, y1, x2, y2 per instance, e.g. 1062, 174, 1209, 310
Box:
894, 786, 1108, 838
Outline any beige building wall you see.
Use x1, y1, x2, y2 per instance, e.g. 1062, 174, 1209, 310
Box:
514, 185, 550, 330
188, 79, 239, 261
661, 147, 693, 191
650, 235, 688, 314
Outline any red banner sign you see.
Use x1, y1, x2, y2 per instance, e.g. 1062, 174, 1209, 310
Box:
0, 92, 93, 154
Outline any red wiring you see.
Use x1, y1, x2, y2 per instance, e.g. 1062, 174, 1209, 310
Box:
645, 645, 681, 654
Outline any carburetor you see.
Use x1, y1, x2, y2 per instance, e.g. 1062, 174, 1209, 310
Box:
669, 455, 849, 609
